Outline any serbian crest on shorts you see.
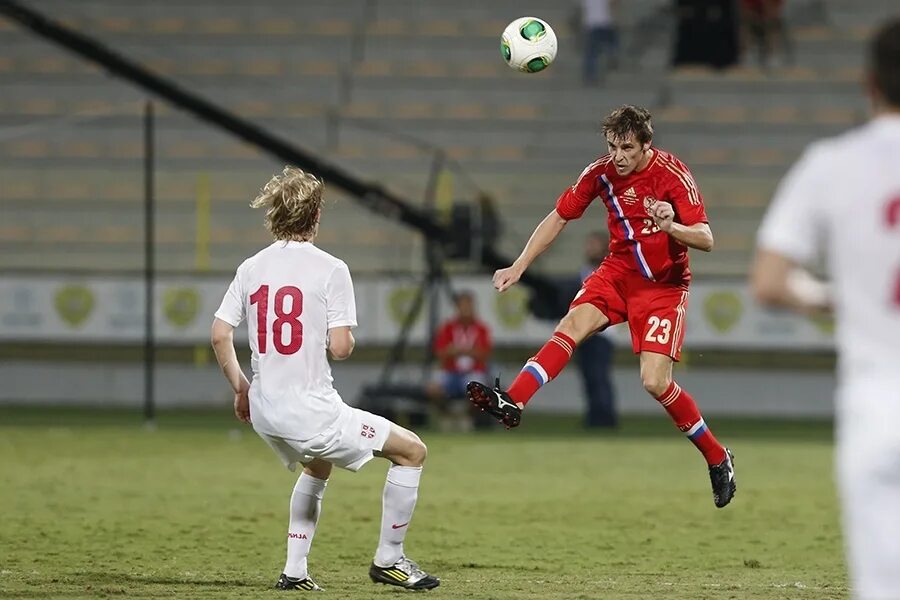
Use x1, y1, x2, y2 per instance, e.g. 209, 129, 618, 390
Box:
643, 196, 658, 215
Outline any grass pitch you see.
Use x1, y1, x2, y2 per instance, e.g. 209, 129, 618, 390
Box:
0, 408, 847, 599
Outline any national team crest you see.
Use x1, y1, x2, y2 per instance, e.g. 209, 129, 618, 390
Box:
643, 196, 658, 216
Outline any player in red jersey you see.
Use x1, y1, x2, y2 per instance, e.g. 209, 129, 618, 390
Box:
467, 105, 736, 508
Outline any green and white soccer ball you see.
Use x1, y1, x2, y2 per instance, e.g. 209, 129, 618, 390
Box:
500, 17, 558, 73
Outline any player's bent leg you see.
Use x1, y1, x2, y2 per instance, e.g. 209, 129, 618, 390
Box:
369, 423, 440, 590
468, 303, 612, 428
556, 302, 611, 345
516, 304, 610, 402
640, 351, 735, 508
276, 458, 332, 591
639, 350, 674, 398
302, 458, 333, 480
377, 423, 427, 467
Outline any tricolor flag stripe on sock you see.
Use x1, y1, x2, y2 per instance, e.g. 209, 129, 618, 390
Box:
523, 361, 550, 386
686, 419, 708, 439
507, 331, 577, 406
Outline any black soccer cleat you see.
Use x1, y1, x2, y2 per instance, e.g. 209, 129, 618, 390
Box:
369, 557, 440, 590
275, 573, 323, 591
708, 448, 736, 508
466, 379, 522, 429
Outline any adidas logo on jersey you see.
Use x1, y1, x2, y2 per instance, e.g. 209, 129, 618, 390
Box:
621, 187, 638, 205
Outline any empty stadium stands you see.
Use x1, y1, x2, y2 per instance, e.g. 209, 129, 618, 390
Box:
0, 0, 885, 276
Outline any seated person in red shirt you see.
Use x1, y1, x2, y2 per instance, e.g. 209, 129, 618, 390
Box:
426, 291, 492, 431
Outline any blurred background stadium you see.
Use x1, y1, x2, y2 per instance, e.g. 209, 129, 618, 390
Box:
3, 0, 885, 418
0, 1, 895, 597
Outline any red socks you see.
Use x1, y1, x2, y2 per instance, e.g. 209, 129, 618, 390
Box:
507, 332, 576, 406
656, 381, 727, 465
506, 335, 725, 467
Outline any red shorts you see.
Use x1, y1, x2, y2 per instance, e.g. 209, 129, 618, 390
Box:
571, 262, 690, 361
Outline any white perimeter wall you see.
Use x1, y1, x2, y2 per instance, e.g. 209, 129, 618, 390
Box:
0, 361, 836, 418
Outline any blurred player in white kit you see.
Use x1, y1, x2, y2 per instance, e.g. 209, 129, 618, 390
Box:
752, 18, 900, 600
211, 166, 439, 591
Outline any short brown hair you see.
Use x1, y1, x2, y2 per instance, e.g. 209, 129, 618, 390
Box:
250, 166, 324, 240
870, 18, 900, 107
602, 105, 654, 145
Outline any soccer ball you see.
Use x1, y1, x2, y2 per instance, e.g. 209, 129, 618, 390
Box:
500, 17, 558, 73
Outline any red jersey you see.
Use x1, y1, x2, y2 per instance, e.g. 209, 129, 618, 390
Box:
433, 318, 492, 374
555, 149, 708, 285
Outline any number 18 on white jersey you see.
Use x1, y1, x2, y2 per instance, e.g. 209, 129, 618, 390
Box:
215, 240, 357, 440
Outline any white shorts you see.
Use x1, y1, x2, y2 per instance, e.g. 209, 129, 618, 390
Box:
256, 403, 392, 473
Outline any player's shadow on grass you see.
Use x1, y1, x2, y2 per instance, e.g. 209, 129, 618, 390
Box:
42, 571, 260, 589
121, 575, 258, 588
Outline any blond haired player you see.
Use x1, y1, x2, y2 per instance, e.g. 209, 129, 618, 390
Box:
752, 19, 900, 600
211, 167, 439, 591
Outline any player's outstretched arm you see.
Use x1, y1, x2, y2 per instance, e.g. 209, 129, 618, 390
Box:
211, 317, 251, 423
652, 203, 714, 252
494, 209, 569, 292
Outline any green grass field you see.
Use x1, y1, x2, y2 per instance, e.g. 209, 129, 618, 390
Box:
0, 408, 848, 599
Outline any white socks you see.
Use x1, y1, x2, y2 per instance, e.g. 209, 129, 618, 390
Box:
282, 466, 423, 575
374, 465, 423, 567
283, 474, 328, 579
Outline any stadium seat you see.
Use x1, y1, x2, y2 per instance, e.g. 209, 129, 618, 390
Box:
366, 20, 408, 36
392, 102, 436, 119
0, 226, 31, 242
97, 16, 135, 32
147, 17, 188, 34
5, 140, 50, 158
495, 105, 540, 120
19, 98, 59, 115
445, 104, 488, 119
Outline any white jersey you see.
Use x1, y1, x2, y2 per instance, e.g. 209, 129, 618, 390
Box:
215, 240, 357, 440
757, 114, 900, 385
